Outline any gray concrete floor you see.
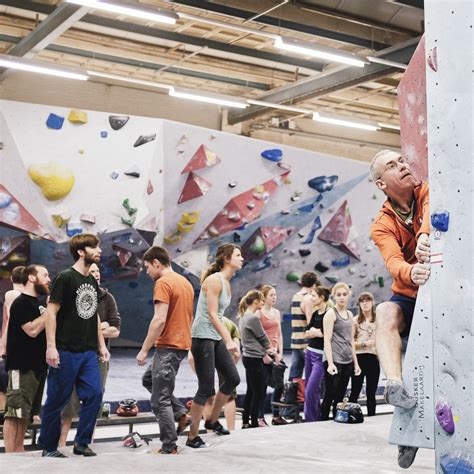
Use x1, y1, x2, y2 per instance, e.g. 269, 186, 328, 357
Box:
0, 414, 435, 473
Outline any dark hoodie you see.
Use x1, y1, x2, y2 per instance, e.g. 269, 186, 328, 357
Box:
98, 287, 121, 349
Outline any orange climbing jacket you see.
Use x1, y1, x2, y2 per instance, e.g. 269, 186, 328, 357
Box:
371, 182, 430, 299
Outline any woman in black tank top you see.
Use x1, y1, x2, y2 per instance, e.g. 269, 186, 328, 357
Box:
303, 286, 330, 422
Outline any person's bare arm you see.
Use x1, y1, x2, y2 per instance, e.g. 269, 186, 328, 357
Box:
136, 302, 168, 365
323, 309, 337, 375
97, 317, 110, 362
349, 312, 361, 375
301, 294, 314, 325
45, 302, 61, 368
205, 276, 236, 354
21, 315, 46, 338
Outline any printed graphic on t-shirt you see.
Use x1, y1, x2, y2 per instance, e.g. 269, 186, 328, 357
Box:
75, 283, 98, 319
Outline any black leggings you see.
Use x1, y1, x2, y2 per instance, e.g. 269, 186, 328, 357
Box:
349, 353, 380, 416
320, 361, 353, 421
191, 338, 240, 406
242, 356, 265, 427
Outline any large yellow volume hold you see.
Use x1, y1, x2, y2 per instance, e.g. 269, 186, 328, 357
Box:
28, 162, 75, 201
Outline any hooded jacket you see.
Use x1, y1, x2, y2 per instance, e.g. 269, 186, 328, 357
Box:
370, 182, 430, 299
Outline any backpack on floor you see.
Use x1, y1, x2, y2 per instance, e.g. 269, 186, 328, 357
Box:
334, 399, 364, 424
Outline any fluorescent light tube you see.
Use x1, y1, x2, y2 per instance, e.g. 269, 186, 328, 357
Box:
169, 87, 248, 109
87, 70, 172, 90
313, 112, 379, 131
0, 55, 88, 80
275, 37, 366, 68
65, 0, 178, 24
378, 122, 401, 131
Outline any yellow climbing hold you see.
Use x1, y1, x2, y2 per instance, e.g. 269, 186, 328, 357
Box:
177, 220, 194, 233
164, 232, 182, 245
28, 162, 75, 201
68, 109, 88, 124
181, 211, 200, 225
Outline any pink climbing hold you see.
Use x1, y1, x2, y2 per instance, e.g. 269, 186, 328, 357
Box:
427, 46, 438, 72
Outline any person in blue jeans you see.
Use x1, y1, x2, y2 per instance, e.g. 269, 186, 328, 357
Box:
39, 234, 109, 458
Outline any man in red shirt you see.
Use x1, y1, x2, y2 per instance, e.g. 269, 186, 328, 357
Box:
137, 246, 194, 455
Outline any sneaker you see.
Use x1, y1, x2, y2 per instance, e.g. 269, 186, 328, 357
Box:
258, 418, 269, 427
398, 445, 419, 469
42, 450, 68, 458
384, 380, 417, 409
271, 416, 288, 426
73, 443, 97, 457
176, 413, 192, 435
204, 420, 230, 436
186, 436, 208, 449
155, 447, 178, 455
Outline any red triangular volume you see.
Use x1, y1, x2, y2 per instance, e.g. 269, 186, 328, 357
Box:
242, 226, 295, 261
181, 145, 221, 174
0, 185, 46, 236
317, 200, 360, 260
195, 170, 290, 243
178, 172, 212, 204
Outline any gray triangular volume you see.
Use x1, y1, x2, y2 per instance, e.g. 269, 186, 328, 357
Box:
109, 115, 129, 131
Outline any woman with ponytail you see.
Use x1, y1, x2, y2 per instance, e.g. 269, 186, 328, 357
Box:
238, 290, 275, 429
256, 285, 287, 427
187, 244, 243, 449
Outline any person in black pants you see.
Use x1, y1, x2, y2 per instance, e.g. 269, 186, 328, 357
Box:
238, 290, 275, 428
320, 283, 361, 420
349, 292, 380, 416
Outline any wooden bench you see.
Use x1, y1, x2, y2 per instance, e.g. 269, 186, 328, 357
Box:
271, 402, 304, 422
25, 412, 159, 448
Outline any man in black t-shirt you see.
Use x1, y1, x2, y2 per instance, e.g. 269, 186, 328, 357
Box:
4, 265, 50, 453
38, 234, 110, 458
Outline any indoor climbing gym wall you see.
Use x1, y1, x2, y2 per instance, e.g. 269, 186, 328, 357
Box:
425, 1, 473, 471
0, 99, 391, 344
160, 120, 390, 324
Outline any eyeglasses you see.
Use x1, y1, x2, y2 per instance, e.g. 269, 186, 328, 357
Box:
376, 156, 406, 179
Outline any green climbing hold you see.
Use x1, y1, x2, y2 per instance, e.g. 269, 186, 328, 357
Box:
122, 198, 137, 216
286, 271, 302, 282
325, 275, 339, 284
250, 236, 266, 255
377, 276, 385, 287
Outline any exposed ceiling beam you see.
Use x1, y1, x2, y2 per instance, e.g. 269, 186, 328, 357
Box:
1, 0, 326, 72
227, 37, 419, 125
170, 0, 389, 49
0, 33, 271, 90
294, 1, 420, 36
0, 2, 89, 76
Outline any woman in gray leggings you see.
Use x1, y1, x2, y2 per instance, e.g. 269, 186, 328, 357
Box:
186, 244, 242, 449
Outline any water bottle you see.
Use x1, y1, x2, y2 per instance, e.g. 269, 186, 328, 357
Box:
102, 402, 111, 418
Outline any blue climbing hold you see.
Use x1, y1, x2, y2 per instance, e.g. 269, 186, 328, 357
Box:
0, 192, 12, 209
308, 175, 338, 193
332, 255, 350, 267
431, 209, 450, 232
254, 256, 272, 272
440, 453, 474, 474
101, 131, 108, 138
261, 149, 283, 162
46, 113, 65, 130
